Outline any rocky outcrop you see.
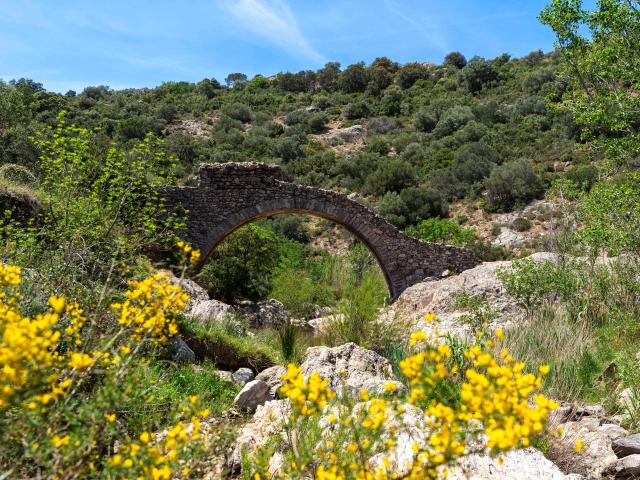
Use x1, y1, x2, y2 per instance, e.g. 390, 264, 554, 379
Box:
548, 405, 628, 479
326, 124, 365, 142
300, 343, 401, 395
228, 400, 289, 472
168, 276, 210, 312
447, 448, 581, 479
602, 454, 640, 478
388, 252, 559, 337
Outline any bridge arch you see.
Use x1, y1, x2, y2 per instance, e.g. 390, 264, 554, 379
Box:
159, 162, 479, 300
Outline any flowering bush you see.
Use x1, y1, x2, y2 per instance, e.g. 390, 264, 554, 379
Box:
0, 245, 208, 479
248, 314, 558, 479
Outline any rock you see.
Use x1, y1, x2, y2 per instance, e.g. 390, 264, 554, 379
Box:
613, 434, 640, 458
390, 252, 559, 338
239, 299, 288, 328
215, 370, 233, 382
602, 454, 640, 478
304, 105, 320, 112
233, 380, 272, 411
548, 412, 628, 479
619, 388, 635, 411
492, 227, 527, 249
446, 447, 577, 479
166, 336, 195, 363
189, 299, 232, 324
255, 365, 287, 397
168, 276, 209, 311
300, 343, 400, 395
228, 400, 290, 472
232, 367, 255, 386
307, 314, 343, 334
328, 124, 365, 142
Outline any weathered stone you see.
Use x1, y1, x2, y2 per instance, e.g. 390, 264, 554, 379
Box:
548, 412, 628, 479
446, 448, 578, 479
166, 336, 195, 363
232, 367, 255, 386
168, 276, 209, 311
613, 434, 640, 459
255, 365, 287, 397
300, 343, 400, 395
389, 252, 559, 337
492, 227, 527, 248
602, 454, 640, 478
159, 162, 480, 300
189, 299, 232, 325
327, 124, 365, 142
228, 400, 290, 472
233, 380, 272, 411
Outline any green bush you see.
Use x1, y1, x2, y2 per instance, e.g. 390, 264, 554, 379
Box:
432, 106, 475, 139
343, 101, 370, 120
363, 159, 417, 195
414, 109, 437, 132
484, 159, 543, 212
406, 218, 479, 246
222, 102, 252, 122
461, 57, 500, 93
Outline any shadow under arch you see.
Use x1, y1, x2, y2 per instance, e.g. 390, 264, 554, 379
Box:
159, 162, 479, 301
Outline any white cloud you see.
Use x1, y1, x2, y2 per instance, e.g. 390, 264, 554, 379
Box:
221, 0, 325, 64
382, 0, 449, 53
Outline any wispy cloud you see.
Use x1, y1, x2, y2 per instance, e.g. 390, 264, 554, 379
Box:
221, 0, 325, 64
382, 0, 449, 53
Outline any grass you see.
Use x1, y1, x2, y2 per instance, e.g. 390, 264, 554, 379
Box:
181, 315, 283, 368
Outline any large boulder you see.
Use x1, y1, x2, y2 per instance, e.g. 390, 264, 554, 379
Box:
167, 276, 210, 311
328, 124, 365, 142
300, 343, 400, 395
602, 454, 640, 479
233, 380, 272, 411
388, 252, 559, 338
189, 299, 233, 325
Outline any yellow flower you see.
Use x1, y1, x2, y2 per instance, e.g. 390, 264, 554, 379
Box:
48, 296, 65, 313
383, 382, 397, 393
495, 328, 505, 341
538, 364, 551, 375
575, 439, 583, 453
425, 312, 437, 323
140, 431, 151, 444
409, 330, 426, 347
52, 435, 70, 448
106, 413, 116, 423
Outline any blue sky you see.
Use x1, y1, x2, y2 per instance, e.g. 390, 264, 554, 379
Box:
0, 0, 569, 93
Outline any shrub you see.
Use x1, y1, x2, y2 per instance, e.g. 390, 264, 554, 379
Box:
432, 105, 475, 138
0, 261, 212, 479
512, 217, 533, 232
367, 116, 399, 135
414, 109, 437, 132
396, 62, 431, 88
338, 62, 369, 93
222, 102, 252, 122
484, 159, 544, 212
363, 159, 417, 195
366, 136, 390, 156
461, 57, 500, 93
307, 112, 328, 133
406, 217, 479, 246
379, 85, 403, 115
343, 101, 371, 119
444, 51, 467, 69
566, 164, 598, 191
284, 109, 309, 126
377, 191, 408, 226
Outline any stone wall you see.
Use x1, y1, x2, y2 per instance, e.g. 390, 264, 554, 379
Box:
159, 162, 480, 300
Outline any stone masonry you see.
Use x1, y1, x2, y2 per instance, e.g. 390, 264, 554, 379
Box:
159, 163, 480, 300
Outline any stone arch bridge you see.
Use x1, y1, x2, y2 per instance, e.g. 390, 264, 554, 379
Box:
160, 163, 479, 300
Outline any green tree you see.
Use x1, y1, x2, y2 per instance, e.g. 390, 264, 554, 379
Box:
539, 0, 640, 169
